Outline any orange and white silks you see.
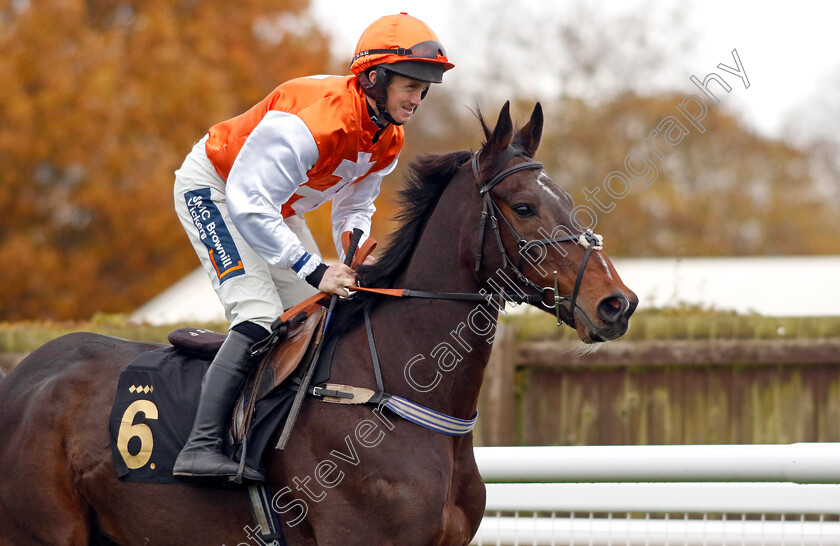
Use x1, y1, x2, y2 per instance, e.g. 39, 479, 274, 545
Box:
205, 75, 404, 278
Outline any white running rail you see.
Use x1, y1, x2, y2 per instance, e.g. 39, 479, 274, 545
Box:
474, 443, 840, 484
471, 444, 840, 546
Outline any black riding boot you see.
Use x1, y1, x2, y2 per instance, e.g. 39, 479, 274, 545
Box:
173, 329, 265, 484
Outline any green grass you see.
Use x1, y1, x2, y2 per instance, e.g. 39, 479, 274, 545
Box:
504, 305, 840, 342
2, 307, 840, 354
0, 314, 228, 353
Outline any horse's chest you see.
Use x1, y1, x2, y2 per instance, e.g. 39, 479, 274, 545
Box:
443, 468, 486, 543
438, 502, 477, 545
357, 460, 483, 544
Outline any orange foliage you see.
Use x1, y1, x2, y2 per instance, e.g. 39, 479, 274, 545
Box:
533, 92, 840, 257
0, 0, 330, 320
2, 2, 836, 321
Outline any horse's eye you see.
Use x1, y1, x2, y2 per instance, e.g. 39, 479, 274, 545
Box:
512, 204, 536, 218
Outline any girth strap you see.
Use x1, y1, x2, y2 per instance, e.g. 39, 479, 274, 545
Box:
383, 396, 477, 436
306, 383, 478, 436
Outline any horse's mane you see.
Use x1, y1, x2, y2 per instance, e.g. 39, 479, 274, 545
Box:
328, 150, 471, 336
326, 107, 532, 337
353, 107, 530, 290
360, 150, 472, 288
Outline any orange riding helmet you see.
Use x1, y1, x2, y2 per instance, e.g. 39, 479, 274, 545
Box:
350, 13, 454, 125
350, 12, 454, 83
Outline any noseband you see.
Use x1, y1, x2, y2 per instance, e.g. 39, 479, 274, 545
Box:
470, 147, 604, 328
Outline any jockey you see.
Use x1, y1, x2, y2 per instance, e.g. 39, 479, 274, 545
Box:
172, 13, 453, 484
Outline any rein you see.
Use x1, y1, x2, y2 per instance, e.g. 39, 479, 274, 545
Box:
347, 286, 541, 305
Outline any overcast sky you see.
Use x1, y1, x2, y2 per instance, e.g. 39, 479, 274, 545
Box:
311, 0, 839, 140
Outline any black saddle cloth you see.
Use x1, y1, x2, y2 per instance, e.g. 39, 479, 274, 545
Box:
108, 337, 336, 484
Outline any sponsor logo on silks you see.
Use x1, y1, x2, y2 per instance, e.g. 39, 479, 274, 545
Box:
184, 188, 245, 284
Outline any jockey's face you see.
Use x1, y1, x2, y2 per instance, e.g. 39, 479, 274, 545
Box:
384, 74, 430, 124
367, 69, 431, 125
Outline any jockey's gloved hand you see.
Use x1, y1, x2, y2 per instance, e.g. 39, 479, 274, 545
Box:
304, 263, 329, 289
307, 262, 357, 296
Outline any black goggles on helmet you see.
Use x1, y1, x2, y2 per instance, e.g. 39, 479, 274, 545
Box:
350, 40, 448, 67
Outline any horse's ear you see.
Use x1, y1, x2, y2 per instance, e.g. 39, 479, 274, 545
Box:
518, 102, 544, 158
487, 101, 513, 156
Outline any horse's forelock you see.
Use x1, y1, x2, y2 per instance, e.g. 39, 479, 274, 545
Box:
474, 106, 492, 144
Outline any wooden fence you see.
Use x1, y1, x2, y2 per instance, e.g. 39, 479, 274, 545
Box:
477, 324, 840, 446
4, 315, 840, 447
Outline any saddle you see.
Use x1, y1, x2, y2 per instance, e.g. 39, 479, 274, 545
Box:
167, 307, 326, 443
165, 235, 379, 454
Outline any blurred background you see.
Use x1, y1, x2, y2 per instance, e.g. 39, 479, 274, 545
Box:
1, 0, 838, 322
3, 4, 840, 538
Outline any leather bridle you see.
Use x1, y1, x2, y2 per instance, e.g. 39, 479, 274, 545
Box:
470, 147, 604, 328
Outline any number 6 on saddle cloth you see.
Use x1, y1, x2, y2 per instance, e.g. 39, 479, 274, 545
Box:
108, 232, 375, 485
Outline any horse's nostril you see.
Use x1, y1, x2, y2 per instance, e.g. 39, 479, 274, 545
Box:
597, 295, 629, 323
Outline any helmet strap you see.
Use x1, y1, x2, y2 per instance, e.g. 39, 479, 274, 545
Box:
382, 110, 403, 127
365, 101, 389, 139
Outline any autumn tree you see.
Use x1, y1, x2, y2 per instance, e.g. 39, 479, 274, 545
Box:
373, 89, 840, 260
535, 92, 840, 257
3, 0, 837, 321
783, 67, 840, 210
398, 0, 840, 259
332, 86, 840, 266
0, 0, 330, 320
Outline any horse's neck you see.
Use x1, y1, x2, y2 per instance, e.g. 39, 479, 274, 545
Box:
382, 180, 496, 418
400, 173, 482, 291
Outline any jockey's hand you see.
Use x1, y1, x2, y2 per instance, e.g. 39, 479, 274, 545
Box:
318, 263, 357, 297
362, 254, 377, 266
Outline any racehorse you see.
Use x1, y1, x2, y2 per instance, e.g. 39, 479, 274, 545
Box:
0, 102, 637, 545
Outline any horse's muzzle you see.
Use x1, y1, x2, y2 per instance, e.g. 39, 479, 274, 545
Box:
587, 292, 638, 341
597, 293, 633, 323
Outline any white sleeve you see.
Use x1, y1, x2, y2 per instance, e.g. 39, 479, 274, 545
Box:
330, 155, 398, 260
226, 111, 323, 278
